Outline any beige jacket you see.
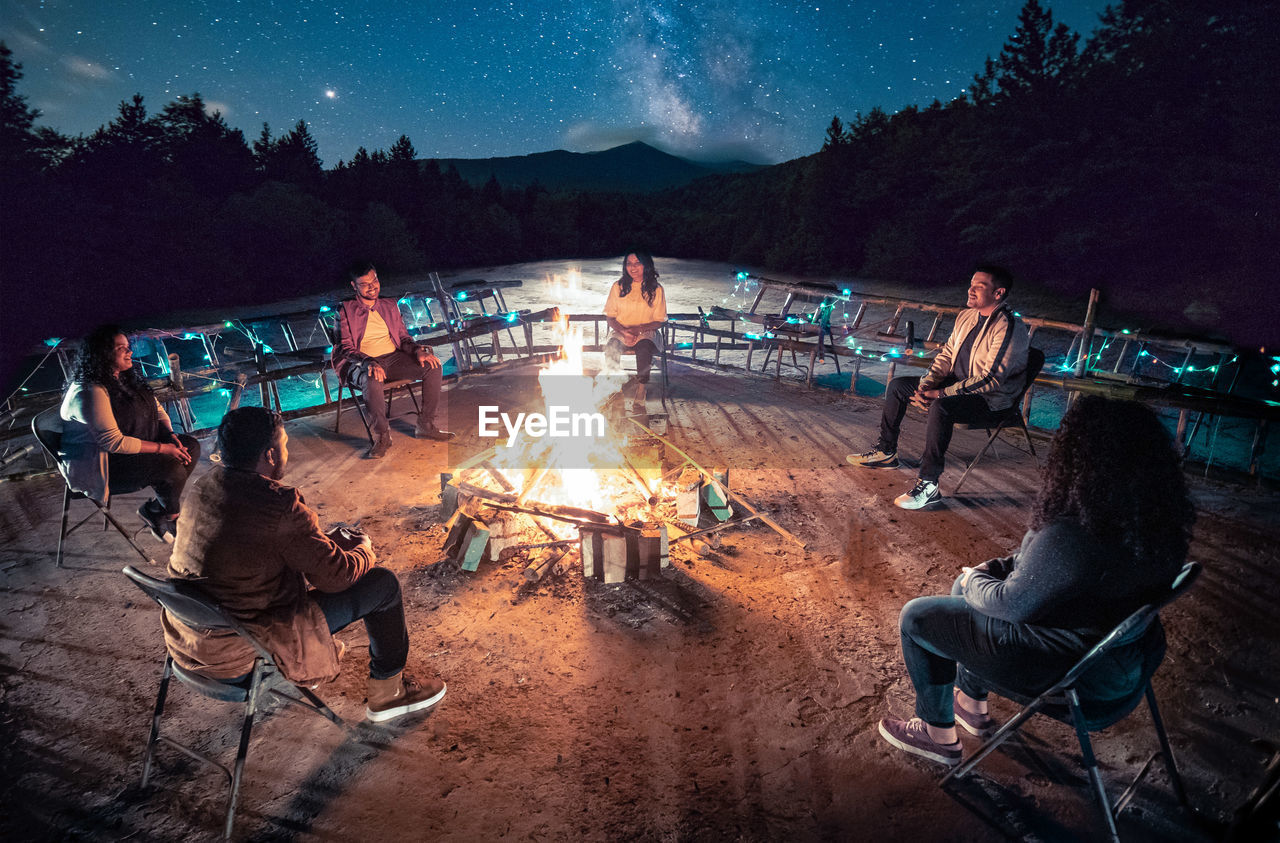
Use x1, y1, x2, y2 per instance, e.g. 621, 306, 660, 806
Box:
920, 304, 1030, 411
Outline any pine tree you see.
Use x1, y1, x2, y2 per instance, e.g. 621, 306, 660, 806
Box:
0, 41, 41, 166
822, 115, 847, 151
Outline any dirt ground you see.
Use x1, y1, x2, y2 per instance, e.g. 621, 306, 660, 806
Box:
2, 360, 1278, 841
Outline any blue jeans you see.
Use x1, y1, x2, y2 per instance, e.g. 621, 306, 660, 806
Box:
312, 567, 410, 680
898, 575, 1082, 728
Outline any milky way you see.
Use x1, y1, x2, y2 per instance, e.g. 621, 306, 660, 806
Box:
1, 0, 1110, 165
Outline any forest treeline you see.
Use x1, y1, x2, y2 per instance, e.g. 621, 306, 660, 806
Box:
2, 0, 1277, 379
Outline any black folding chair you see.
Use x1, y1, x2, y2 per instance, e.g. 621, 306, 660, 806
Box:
31, 406, 155, 567
123, 565, 351, 840
320, 311, 421, 446
941, 561, 1201, 842
952, 346, 1045, 493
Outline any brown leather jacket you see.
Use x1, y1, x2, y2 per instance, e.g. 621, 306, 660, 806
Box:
163, 466, 375, 685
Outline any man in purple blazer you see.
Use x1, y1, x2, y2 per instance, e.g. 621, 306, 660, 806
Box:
332, 260, 454, 458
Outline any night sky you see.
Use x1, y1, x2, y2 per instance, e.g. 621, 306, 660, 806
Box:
3, 1, 1109, 166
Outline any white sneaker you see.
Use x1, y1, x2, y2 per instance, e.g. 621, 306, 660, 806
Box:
894, 478, 941, 510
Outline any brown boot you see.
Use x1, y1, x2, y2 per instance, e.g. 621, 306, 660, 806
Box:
366, 671, 446, 723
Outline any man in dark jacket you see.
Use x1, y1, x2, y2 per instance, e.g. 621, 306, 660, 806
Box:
333, 259, 454, 458
848, 264, 1029, 510
164, 407, 446, 723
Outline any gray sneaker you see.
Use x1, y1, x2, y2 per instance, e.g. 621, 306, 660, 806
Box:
894, 478, 941, 510
367, 434, 392, 459
847, 447, 899, 467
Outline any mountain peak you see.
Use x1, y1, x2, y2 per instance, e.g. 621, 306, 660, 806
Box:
428, 142, 764, 193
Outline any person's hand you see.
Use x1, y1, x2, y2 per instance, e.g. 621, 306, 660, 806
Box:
910, 387, 941, 411
960, 566, 977, 589
417, 347, 442, 369
168, 432, 193, 464
159, 439, 193, 465
359, 533, 374, 553
367, 360, 386, 382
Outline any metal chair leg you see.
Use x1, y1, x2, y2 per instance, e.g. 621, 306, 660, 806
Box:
57, 485, 72, 568
952, 423, 1009, 494
225, 663, 267, 840
1145, 684, 1189, 807
141, 656, 175, 788
1067, 689, 1122, 843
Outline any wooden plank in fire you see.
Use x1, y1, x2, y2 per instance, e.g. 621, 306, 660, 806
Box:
627, 418, 806, 549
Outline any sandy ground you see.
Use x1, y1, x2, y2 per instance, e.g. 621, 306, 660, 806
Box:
2, 355, 1279, 841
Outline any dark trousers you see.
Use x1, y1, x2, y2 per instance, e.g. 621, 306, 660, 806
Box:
899, 575, 1081, 728
879, 376, 1004, 482
349, 350, 443, 436
312, 567, 410, 680
605, 337, 658, 384
107, 434, 201, 515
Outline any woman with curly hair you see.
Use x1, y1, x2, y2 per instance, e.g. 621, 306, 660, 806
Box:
877, 396, 1195, 766
602, 250, 667, 410
58, 325, 201, 542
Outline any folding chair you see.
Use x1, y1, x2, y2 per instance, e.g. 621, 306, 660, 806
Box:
122, 565, 351, 840
952, 346, 1045, 493
613, 325, 670, 412
942, 561, 1201, 842
320, 312, 421, 446
31, 406, 155, 567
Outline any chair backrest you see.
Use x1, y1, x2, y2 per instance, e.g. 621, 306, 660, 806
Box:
31, 405, 64, 460
1012, 346, 1046, 406
1056, 561, 1201, 693
122, 565, 277, 663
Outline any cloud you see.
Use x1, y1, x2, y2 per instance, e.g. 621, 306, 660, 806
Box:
62, 56, 112, 82
203, 99, 233, 118
562, 122, 663, 151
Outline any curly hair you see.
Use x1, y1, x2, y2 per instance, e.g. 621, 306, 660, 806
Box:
617, 250, 660, 306
1032, 395, 1195, 569
70, 324, 153, 401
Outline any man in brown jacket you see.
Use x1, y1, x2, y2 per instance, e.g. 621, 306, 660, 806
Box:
164, 407, 445, 723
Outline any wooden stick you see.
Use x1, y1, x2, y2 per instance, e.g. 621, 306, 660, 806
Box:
669, 514, 762, 544
480, 461, 516, 492
516, 466, 552, 506
627, 418, 806, 549
524, 548, 571, 582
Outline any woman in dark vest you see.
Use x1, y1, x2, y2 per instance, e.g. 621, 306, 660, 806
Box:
58, 324, 201, 542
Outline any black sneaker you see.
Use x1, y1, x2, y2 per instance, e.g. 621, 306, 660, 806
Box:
847, 446, 899, 467
137, 499, 176, 544
878, 717, 962, 766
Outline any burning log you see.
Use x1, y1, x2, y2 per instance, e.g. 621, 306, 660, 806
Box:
455, 481, 613, 524
580, 522, 668, 583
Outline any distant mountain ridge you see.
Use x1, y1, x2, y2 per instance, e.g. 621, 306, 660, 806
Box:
426, 141, 765, 193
